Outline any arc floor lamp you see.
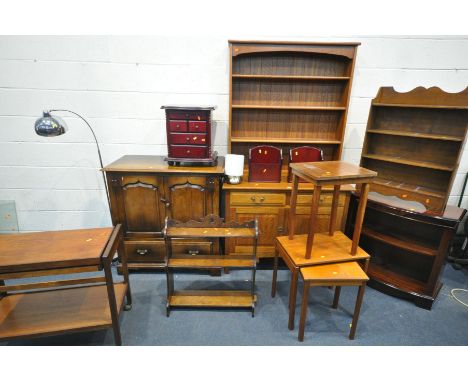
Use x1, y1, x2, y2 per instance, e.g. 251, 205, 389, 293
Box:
34, 110, 110, 210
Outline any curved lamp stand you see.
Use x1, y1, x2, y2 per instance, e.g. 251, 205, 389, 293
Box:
34, 109, 111, 211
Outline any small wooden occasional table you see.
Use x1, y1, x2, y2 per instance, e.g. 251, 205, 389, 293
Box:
272, 161, 376, 330
0, 225, 132, 345
288, 161, 377, 257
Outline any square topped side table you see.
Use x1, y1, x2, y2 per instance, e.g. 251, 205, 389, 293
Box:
288, 161, 377, 258
0, 225, 131, 345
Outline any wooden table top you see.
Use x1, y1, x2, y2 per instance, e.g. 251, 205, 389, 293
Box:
300, 261, 369, 282
290, 161, 377, 185
103, 155, 225, 174
277, 232, 370, 266
0, 227, 114, 273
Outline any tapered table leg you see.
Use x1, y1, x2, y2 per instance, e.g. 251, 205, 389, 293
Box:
349, 282, 366, 340
288, 174, 300, 240
288, 268, 299, 330
298, 281, 310, 342
329, 185, 341, 236
351, 183, 370, 255
305, 185, 322, 259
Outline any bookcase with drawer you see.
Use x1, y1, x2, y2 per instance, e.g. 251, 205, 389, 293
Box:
104, 155, 224, 270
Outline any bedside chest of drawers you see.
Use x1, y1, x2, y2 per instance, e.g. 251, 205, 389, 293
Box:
161, 105, 217, 166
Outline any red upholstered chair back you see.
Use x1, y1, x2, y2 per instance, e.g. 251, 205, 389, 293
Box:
249, 145, 282, 163
288, 146, 324, 182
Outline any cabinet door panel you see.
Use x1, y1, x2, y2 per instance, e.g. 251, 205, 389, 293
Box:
228, 206, 285, 257
164, 176, 218, 221
120, 175, 165, 234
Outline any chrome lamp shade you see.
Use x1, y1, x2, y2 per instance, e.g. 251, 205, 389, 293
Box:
34, 111, 67, 137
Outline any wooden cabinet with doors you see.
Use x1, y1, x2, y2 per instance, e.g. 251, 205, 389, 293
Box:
103, 155, 224, 270
224, 177, 351, 258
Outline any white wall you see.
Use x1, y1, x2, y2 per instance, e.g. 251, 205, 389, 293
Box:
0, 35, 467, 232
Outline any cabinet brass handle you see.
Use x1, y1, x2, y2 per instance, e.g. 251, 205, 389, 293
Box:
188, 250, 200, 255
136, 249, 149, 255
277, 227, 284, 233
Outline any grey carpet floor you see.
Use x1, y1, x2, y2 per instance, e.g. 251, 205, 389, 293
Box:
2, 265, 468, 346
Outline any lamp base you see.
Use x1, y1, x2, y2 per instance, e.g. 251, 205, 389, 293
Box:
227, 175, 242, 184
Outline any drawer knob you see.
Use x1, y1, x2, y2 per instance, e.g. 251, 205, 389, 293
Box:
186, 137, 190, 141
176, 124, 180, 128
136, 249, 149, 255
187, 150, 191, 154
260, 197, 265, 202
251, 196, 256, 201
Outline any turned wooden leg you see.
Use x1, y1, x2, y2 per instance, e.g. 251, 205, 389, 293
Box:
271, 245, 279, 298
329, 185, 341, 236
288, 268, 299, 330
298, 281, 310, 342
305, 185, 322, 259
332, 286, 341, 309
351, 183, 370, 255
349, 282, 366, 340
288, 174, 300, 240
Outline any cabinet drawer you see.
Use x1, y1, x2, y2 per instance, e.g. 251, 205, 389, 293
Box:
125, 240, 213, 263
188, 121, 207, 132
125, 241, 165, 263
169, 145, 207, 158
297, 193, 345, 206
167, 111, 208, 121
169, 133, 207, 146
231, 192, 286, 206
169, 120, 188, 132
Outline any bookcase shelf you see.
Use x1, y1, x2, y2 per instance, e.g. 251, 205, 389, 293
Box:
362, 153, 454, 172
231, 105, 347, 111
367, 129, 464, 142
232, 74, 351, 81
230, 137, 342, 145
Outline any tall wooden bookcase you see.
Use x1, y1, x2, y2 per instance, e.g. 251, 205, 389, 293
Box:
361, 86, 468, 212
345, 86, 468, 309
228, 40, 360, 161
224, 41, 360, 258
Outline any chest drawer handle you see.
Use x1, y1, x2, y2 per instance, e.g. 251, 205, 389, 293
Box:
260, 197, 265, 202
186, 150, 191, 154
136, 249, 149, 255
188, 250, 200, 255
251, 196, 256, 202
186, 137, 190, 141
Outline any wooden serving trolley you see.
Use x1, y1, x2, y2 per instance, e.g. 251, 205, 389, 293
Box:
0, 225, 131, 345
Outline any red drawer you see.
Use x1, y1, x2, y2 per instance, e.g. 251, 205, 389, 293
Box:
188, 121, 207, 132
169, 133, 207, 146
169, 120, 188, 132
169, 145, 207, 158
167, 111, 208, 121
